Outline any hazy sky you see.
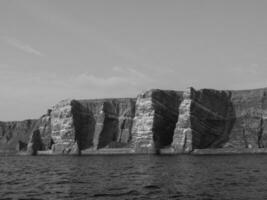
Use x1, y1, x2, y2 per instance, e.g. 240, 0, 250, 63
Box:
1, 0, 267, 120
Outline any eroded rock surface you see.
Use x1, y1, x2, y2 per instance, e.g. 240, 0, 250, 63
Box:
38, 110, 53, 150
0, 119, 37, 152
224, 89, 267, 148
27, 129, 43, 155
132, 89, 183, 153
172, 87, 267, 153
172, 88, 194, 153
172, 87, 235, 152
25, 109, 54, 155
50, 99, 77, 154
72, 98, 136, 151
3, 87, 267, 155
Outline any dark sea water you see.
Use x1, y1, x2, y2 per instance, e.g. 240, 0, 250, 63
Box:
0, 155, 267, 200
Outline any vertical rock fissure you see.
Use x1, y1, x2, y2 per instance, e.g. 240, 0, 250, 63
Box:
97, 102, 119, 149
71, 100, 96, 151
132, 90, 182, 153
72, 99, 136, 151
172, 88, 237, 152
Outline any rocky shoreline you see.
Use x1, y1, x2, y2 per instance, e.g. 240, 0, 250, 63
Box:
1, 87, 267, 156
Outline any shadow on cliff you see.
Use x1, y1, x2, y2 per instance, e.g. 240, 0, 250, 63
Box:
192, 90, 237, 149
151, 90, 184, 152
71, 100, 96, 151
71, 99, 136, 151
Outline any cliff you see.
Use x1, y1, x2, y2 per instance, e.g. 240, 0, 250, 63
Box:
2, 87, 267, 155
0, 119, 37, 153
172, 87, 267, 153
28, 98, 136, 154
131, 89, 183, 153
225, 89, 267, 148
72, 98, 136, 151
172, 87, 235, 152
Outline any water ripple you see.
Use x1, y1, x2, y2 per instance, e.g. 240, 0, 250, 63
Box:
0, 155, 267, 199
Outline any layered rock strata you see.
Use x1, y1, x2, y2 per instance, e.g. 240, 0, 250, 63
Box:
0, 120, 37, 152
172, 88, 194, 153
50, 99, 77, 154
0, 109, 54, 154
26, 98, 136, 155
172, 87, 267, 153
2, 87, 267, 155
72, 98, 136, 151
132, 89, 183, 153
224, 89, 267, 149
172, 87, 235, 152
27, 109, 53, 153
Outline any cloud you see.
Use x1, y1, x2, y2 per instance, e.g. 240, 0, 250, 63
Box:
1, 36, 44, 56
140, 64, 175, 74
112, 66, 154, 82
71, 73, 130, 87
71, 66, 155, 89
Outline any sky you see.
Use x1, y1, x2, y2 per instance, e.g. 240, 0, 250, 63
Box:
1, 0, 267, 120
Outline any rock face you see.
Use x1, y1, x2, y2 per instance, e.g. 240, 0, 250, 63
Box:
0, 119, 37, 152
27, 129, 43, 155
172, 87, 235, 152
26, 98, 136, 154
224, 89, 267, 149
38, 110, 53, 150
26, 109, 54, 154
3, 87, 267, 155
172, 87, 267, 153
172, 88, 194, 153
72, 98, 136, 151
132, 89, 183, 153
0, 109, 53, 154
50, 99, 77, 154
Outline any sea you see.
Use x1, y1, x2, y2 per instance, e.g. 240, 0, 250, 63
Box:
0, 154, 267, 200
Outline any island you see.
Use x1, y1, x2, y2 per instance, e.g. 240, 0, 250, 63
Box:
1, 87, 267, 155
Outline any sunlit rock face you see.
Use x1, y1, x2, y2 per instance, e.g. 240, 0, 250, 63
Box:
50, 99, 77, 154
72, 98, 136, 151
132, 89, 183, 153
26, 109, 54, 154
0, 120, 37, 152
172, 88, 194, 153
37, 110, 53, 150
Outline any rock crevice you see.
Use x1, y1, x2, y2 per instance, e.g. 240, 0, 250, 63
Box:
132, 89, 183, 153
